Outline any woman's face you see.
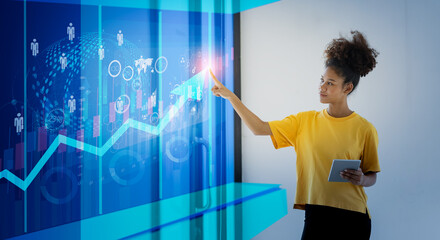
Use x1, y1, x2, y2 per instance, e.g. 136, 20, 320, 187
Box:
319, 67, 353, 104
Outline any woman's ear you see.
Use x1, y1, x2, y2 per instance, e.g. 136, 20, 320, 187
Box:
344, 82, 354, 95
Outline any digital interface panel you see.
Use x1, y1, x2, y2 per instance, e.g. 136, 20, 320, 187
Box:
0, 1, 235, 238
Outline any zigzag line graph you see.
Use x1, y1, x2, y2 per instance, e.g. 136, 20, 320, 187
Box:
0, 68, 211, 191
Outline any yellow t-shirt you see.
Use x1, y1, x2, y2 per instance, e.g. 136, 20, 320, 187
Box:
268, 108, 381, 219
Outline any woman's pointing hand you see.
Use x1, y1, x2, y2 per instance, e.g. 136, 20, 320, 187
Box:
209, 68, 235, 100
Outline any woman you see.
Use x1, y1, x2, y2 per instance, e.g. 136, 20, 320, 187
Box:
210, 30, 380, 239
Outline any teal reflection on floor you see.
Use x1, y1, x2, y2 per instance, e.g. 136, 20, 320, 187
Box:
9, 182, 287, 240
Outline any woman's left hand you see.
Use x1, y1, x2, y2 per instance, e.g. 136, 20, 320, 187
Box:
340, 167, 365, 186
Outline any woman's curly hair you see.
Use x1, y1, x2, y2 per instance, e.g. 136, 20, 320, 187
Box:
324, 30, 379, 95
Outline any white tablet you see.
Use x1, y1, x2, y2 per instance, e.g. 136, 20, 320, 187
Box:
328, 159, 361, 182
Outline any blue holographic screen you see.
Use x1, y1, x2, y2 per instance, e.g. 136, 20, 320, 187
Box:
0, 1, 235, 238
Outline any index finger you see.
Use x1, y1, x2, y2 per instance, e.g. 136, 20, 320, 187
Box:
209, 68, 222, 86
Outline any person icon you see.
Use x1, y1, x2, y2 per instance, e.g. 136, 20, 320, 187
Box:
117, 30, 124, 46
67, 22, 75, 41
60, 53, 68, 70
98, 45, 105, 60
116, 97, 124, 113
30, 38, 39, 56
14, 113, 24, 134
68, 95, 76, 113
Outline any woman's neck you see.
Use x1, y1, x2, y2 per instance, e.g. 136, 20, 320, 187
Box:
327, 102, 353, 118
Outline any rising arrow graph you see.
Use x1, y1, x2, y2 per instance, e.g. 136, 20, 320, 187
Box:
0, 68, 212, 191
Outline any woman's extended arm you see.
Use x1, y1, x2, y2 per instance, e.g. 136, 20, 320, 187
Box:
209, 69, 272, 136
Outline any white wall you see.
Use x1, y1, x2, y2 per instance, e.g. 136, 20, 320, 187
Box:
239, 0, 440, 239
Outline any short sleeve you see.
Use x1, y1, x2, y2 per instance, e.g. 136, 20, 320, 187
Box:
361, 124, 381, 173
268, 113, 301, 149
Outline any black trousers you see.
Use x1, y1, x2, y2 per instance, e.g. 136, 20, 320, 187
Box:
301, 204, 371, 240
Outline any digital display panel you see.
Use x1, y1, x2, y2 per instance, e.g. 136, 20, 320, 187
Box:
0, 1, 235, 238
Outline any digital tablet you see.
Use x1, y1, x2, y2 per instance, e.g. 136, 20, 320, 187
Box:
328, 159, 361, 182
